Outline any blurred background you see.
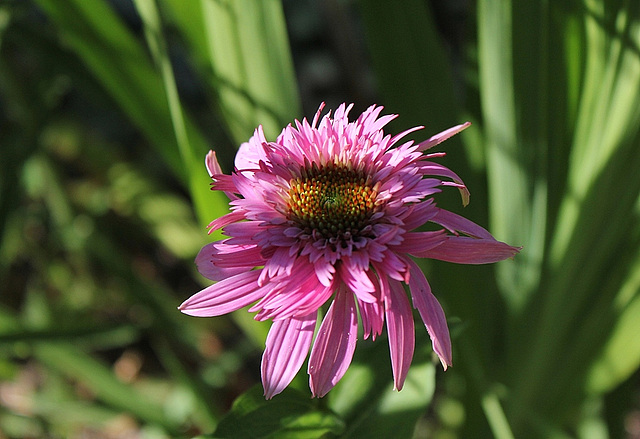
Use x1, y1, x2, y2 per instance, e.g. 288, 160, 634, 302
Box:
2, 0, 640, 438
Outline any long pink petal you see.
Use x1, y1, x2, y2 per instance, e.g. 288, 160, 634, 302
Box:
417, 122, 471, 151
262, 312, 317, 399
394, 231, 448, 256
407, 260, 452, 369
417, 236, 521, 264
178, 270, 265, 316
385, 280, 415, 390
308, 288, 358, 397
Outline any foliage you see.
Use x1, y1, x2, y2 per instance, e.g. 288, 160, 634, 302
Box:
1, 0, 640, 438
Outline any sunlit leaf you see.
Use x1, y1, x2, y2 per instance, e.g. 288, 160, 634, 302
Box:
210, 385, 344, 439
328, 335, 435, 439
33, 0, 228, 228
165, 0, 301, 144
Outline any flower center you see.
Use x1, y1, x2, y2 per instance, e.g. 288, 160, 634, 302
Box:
287, 163, 379, 238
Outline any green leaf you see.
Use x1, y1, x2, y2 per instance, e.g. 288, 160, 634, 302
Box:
33, 342, 181, 432
587, 248, 640, 394
494, 0, 640, 432
357, 0, 459, 132
210, 386, 344, 439
33, 0, 228, 228
328, 336, 436, 439
477, 0, 549, 312
164, 0, 301, 144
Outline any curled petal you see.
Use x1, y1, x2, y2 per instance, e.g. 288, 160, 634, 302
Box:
205, 150, 222, 177
179, 270, 265, 316
430, 208, 495, 240
207, 210, 246, 234
260, 246, 297, 285
308, 288, 358, 397
385, 280, 415, 390
262, 312, 317, 399
420, 162, 470, 206
254, 280, 333, 322
205, 150, 238, 200
407, 260, 452, 369
252, 257, 330, 320
314, 260, 336, 287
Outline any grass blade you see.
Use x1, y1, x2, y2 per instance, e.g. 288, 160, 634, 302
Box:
34, 0, 228, 227
165, 0, 301, 144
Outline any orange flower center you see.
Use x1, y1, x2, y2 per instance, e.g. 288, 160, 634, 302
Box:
288, 163, 379, 238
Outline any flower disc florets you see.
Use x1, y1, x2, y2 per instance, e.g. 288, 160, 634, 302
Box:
287, 162, 379, 246
179, 103, 521, 400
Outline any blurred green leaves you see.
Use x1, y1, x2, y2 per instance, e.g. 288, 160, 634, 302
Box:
359, 0, 640, 437
3, 0, 640, 437
164, 0, 301, 144
32, 0, 301, 228
328, 337, 436, 439
1, 0, 302, 435
209, 386, 343, 439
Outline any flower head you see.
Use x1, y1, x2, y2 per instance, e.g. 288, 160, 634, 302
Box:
180, 103, 520, 398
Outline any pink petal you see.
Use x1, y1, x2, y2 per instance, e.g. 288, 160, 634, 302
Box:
254, 281, 333, 322
205, 150, 239, 200
262, 312, 317, 399
338, 261, 377, 303
235, 125, 268, 170
400, 199, 438, 230
207, 210, 245, 234
430, 208, 494, 239
388, 125, 424, 147
394, 231, 448, 256
205, 150, 222, 177
417, 122, 471, 151
358, 297, 384, 341
385, 280, 415, 390
252, 258, 329, 319
259, 246, 296, 285
357, 269, 384, 340
179, 270, 265, 316
419, 162, 470, 206
417, 236, 521, 264
195, 241, 263, 281
407, 260, 452, 369
373, 252, 408, 282
308, 288, 358, 397
313, 260, 336, 287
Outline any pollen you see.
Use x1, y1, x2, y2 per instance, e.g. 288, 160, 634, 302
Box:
287, 162, 379, 238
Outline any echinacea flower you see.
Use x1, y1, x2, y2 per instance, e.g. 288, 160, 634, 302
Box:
180, 103, 520, 399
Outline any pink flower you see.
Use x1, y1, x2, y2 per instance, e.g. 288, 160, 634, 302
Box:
180, 103, 520, 399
